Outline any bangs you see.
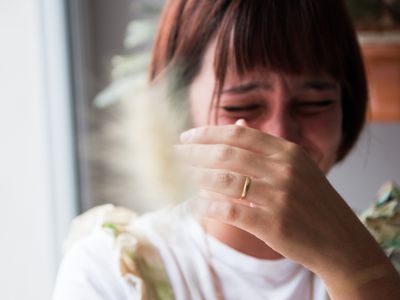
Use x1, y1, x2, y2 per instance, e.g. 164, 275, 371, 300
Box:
151, 0, 367, 160
213, 0, 347, 90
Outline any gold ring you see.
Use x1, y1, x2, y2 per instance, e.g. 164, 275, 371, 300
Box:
240, 176, 251, 200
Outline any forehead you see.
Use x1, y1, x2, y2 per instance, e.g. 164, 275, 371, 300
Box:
223, 70, 339, 87
201, 39, 339, 91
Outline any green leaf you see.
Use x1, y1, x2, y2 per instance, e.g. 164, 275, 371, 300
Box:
124, 19, 158, 50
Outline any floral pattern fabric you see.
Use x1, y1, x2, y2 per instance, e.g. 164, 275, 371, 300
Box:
64, 204, 175, 300
359, 181, 400, 273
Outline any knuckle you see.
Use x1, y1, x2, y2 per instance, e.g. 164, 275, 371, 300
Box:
221, 202, 240, 222
285, 142, 306, 161
214, 172, 235, 188
215, 145, 235, 161
285, 141, 299, 154
280, 163, 298, 179
226, 125, 246, 140
213, 201, 260, 233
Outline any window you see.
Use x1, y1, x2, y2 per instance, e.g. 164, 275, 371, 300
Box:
68, 0, 164, 212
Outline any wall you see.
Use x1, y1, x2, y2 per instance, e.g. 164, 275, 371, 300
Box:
329, 123, 400, 212
0, 1, 76, 299
0, 1, 54, 299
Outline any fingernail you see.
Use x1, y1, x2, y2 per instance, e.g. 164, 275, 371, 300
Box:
235, 119, 247, 126
180, 129, 194, 143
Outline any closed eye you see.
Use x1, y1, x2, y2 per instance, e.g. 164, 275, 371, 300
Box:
297, 100, 335, 108
295, 99, 337, 115
222, 104, 262, 112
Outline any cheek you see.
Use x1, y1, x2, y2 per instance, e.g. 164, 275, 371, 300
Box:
189, 83, 213, 127
189, 97, 208, 127
301, 109, 342, 171
188, 72, 216, 127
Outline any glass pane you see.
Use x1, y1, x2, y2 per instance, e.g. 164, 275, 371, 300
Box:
69, 0, 164, 213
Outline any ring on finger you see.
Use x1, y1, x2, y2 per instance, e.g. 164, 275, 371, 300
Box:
239, 176, 252, 200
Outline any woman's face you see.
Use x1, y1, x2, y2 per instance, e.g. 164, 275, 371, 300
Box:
189, 42, 342, 173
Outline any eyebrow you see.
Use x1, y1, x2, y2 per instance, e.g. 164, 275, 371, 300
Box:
221, 80, 339, 95
222, 82, 272, 95
301, 81, 339, 91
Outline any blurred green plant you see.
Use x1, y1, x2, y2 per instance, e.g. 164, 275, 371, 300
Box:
95, 0, 163, 108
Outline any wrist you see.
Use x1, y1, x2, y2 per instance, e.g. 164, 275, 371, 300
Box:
324, 263, 398, 298
316, 253, 400, 299
307, 230, 400, 299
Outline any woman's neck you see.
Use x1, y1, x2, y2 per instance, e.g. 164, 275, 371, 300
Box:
201, 218, 283, 260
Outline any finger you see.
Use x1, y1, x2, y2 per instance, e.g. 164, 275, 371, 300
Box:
180, 124, 292, 157
188, 196, 273, 239
197, 189, 258, 208
175, 144, 272, 178
186, 167, 269, 206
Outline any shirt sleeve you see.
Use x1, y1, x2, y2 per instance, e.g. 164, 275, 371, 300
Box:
52, 229, 135, 300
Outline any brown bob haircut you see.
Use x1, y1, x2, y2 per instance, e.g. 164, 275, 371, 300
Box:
150, 0, 368, 162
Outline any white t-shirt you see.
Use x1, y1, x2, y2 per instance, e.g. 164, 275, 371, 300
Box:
53, 205, 328, 300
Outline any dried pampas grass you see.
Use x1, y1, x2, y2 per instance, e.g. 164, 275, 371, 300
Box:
112, 71, 194, 210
